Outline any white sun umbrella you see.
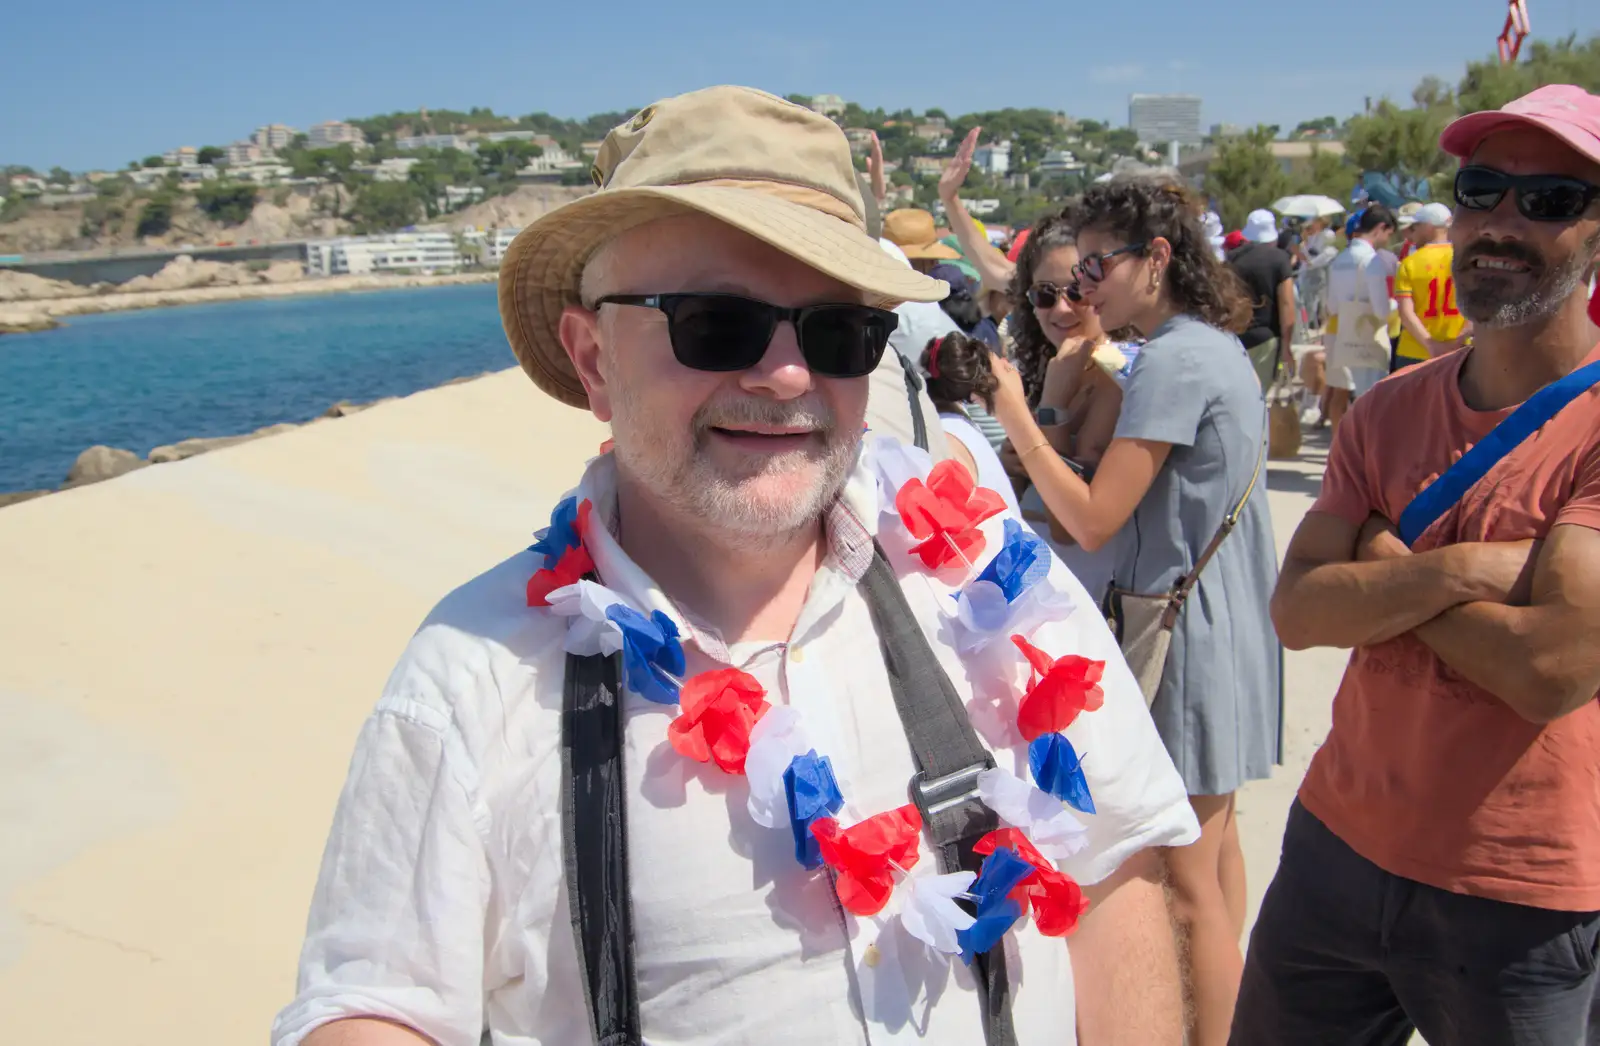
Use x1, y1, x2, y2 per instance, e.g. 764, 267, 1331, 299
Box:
1271, 194, 1346, 219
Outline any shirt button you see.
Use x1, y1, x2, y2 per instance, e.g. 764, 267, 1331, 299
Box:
789, 645, 805, 663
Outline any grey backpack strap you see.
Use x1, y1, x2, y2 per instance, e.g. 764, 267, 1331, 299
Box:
860, 545, 1019, 1046
561, 650, 641, 1046
559, 548, 1018, 1046
895, 347, 931, 451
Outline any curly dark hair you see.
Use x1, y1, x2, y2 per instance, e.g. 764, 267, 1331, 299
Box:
920, 333, 999, 414
1005, 209, 1078, 408
1067, 175, 1253, 335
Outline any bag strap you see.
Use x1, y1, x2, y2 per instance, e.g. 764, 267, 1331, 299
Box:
1397, 357, 1600, 547
895, 347, 931, 452
560, 649, 642, 1046
1161, 404, 1268, 629
860, 545, 1018, 1046
559, 546, 1019, 1046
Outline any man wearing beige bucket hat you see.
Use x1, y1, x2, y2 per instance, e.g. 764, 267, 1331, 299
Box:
275, 85, 1197, 1046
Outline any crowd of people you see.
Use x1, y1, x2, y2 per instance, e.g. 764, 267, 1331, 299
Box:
270, 82, 1600, 1046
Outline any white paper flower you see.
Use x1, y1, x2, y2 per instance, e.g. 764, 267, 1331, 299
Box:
899, 869, 978, 955
544, 579, 626, 656
977, 767, 1089, 861
951, 570, 1078, 657
743, 706, 812, 829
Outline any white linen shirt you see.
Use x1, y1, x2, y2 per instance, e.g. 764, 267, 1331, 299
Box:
273, 440, 1199, 1046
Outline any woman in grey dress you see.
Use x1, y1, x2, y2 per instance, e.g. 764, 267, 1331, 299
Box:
988, 176, 1282, 1046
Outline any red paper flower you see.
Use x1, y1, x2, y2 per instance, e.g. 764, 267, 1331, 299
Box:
974, 827, 1089, 936
811, 804, 924, 916
667, 668, 771, 774
895, 459, 1006, 570
1027, 865, 1089, 937
1009, 636, 1106, 741
526, 543, 594, 607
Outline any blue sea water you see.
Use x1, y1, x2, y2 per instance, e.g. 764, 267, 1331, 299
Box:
0, 283, 516, 493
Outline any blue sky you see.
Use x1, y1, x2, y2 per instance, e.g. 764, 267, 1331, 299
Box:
4, 0, 1597, 171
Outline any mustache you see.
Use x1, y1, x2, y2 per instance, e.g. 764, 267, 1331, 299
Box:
1458, 238, 1544, 271
693, 395, 837, 436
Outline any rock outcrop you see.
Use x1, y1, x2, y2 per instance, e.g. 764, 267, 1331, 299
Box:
146, 422, 300, 463
64, 446, 149, 487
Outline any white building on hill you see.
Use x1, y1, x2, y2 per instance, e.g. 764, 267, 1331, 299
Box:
252, 124, 297, 153
395, 133, 475, 153
307, 121, 366, 149
304, 231, 462, 277
973, 142, 1011, 176
487, 227, 521, 264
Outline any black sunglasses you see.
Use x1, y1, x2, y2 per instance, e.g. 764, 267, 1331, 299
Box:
1454, 165, 1600, 222
1072, 242, 1148, 283
1025, 281, 1083, 310
594, 293, 898, 378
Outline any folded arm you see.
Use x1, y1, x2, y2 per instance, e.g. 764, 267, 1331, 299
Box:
1271, 511, 1524, 650
1071, 849, 1182, 1045
1411, 524, 1600, 722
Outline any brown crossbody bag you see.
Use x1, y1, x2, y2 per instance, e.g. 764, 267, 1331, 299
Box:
1102, 414, 1267, 707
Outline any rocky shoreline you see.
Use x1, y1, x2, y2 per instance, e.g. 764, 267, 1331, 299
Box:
0, 372, 496, 509
0, 266, 497, 334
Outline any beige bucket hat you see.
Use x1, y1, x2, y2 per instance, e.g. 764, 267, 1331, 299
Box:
497, 85, 949, 406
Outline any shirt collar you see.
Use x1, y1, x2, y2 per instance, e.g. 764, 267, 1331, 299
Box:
575, 446, 882, 660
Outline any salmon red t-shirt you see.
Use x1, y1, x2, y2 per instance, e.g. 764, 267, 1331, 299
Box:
1301, 342, 1600, 910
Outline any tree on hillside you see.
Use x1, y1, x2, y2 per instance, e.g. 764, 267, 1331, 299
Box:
1289, 145, 1357, 203
1343, 99, 1451, 180
47, 166, 73, 185
1457, 33, 1600, 113
141, 156, 166, 169
197, 145, 226, 166
784, 94, 813, 108
350, 180, 421, 233
1205, 126, 1290, 230
195, 181, 259, 225
136, 194, 175, 237
1293, 116, 1340, 137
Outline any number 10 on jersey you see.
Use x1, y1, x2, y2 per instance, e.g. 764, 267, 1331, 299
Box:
1425, 277, 1459, 319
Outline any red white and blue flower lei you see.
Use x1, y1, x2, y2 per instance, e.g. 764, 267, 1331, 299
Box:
526, 443, 1107, 964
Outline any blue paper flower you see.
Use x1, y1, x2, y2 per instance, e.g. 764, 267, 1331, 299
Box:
603, 604, 685, 705
956, 846, 1033, 964
784, 750, 844, 869
1029, 733, 1095, 815
529, 496, 583, 561
975, 518, 1051, 602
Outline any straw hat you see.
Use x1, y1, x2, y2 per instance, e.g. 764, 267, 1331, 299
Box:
497, 85, 948, 406
882, 209, 962, 261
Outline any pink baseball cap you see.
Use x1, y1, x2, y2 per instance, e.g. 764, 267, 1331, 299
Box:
1440, 84, 1600, 166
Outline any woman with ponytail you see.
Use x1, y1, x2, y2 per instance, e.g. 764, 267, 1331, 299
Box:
919, 333, 1020, 515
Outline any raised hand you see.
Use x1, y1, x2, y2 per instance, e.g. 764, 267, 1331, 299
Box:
940, 127, 981, 202
868, 131, 886, 206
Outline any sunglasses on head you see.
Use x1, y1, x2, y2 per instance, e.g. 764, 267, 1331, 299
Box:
1025, 281, 1082, 310
1454, 165, 1600, 222
1072, 242, 1148, 283
594, 293, 898, 379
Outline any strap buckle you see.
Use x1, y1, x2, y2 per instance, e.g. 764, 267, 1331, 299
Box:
915, 761, 985, 825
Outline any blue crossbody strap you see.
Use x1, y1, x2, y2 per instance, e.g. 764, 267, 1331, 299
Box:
1398, 358, 1600, 547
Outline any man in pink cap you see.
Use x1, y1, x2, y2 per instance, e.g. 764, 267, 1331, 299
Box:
1235, 84, 1600, 1045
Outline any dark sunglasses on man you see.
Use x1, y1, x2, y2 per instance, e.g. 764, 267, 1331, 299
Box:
1025, 281, 1083, 310
1454, 165, 1600, 222
594, 293, 898, 378
1072, 242, 1148, 284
